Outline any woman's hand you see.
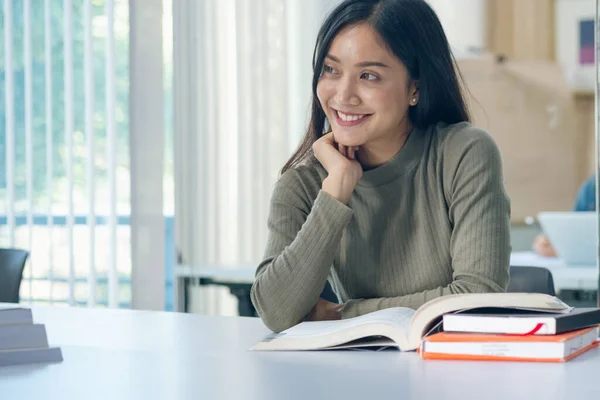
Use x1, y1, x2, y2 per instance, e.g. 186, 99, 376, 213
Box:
533, 234, 557, 257
312, 132, 362, 204
306, 298, 345, 322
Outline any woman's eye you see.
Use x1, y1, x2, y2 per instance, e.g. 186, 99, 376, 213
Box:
361, 72, 378, 81
323, 65, 337, 74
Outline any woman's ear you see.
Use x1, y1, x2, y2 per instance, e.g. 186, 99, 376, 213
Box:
409, 81, 419, 106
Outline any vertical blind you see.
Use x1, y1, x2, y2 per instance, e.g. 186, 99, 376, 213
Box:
0, 0, 130, 308
173, 0, 341, 315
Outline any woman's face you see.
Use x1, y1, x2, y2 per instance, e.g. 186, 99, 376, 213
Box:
317, 23, 417, 148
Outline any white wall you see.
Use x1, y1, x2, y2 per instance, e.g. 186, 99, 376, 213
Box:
555, 0, 595, 90
427, 0, 488, 58
130, 0, 165, 310
286, 0, 343, 149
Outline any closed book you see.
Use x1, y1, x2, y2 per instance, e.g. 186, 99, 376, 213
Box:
0, 306, 63, 367
0, 347, 63, 367
0, 324, 50, 351
0, 307, 34, 326
420, 326, 600, 362
443, 308, 600, 335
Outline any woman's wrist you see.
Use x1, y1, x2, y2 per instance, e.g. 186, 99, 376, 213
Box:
322, 175, 349, 204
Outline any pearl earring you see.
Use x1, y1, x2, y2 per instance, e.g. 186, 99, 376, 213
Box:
412, 97, 417, 104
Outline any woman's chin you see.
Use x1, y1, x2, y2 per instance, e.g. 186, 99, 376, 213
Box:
332, 131, 364, 148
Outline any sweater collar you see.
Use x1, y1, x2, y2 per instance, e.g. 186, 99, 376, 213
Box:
357, 126, 427, 188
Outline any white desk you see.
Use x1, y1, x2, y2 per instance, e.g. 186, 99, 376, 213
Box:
510, 251, 599, 291
1, 306, 599, 400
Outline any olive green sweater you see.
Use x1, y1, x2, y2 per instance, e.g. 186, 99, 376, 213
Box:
251, 122, 511, 333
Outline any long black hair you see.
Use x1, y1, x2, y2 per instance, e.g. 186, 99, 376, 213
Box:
281, 0, 470, 174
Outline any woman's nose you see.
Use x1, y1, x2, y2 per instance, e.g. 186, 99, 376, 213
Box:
335, 78, 360, 106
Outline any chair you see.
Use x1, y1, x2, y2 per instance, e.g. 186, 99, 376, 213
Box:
0, 248, 30, 303
507, 266, 556, 296
320, 280, 338, 303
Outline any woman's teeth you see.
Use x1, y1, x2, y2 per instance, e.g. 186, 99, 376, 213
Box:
337, 110, 368, 122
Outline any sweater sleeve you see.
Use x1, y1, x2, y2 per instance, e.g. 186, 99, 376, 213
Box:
342, 128, 511, 318
251, 169, 354, 332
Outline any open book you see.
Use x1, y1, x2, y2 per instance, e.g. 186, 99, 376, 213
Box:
251, 292, 572, 352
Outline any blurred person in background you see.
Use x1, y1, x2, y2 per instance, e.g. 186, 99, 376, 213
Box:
533, 175, 595, 257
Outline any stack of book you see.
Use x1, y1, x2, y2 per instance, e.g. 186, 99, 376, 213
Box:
0, 306, 63, 367
251, 292, 600, 359
419, 307, 600, 362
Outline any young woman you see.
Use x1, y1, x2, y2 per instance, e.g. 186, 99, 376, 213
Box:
251, 0, 511, 333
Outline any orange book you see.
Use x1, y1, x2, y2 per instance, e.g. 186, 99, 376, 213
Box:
420, 326, 599, 362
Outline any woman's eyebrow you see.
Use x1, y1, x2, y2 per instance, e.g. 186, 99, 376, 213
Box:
325, 54, 389, 68
356, 61, 389, 68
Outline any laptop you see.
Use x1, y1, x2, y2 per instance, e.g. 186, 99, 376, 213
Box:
537, 211, 597, 266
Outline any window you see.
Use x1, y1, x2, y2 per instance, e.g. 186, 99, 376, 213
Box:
0, 0, 136, 307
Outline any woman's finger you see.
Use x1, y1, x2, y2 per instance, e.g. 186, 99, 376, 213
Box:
320, 131, 335, 144
313, 133, 351, 171
338, 144, 348, 158
348, 147, 355, 160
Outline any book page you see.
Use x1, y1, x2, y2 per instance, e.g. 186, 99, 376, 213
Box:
329, 337, 397, 351
278, 307, 416, 339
